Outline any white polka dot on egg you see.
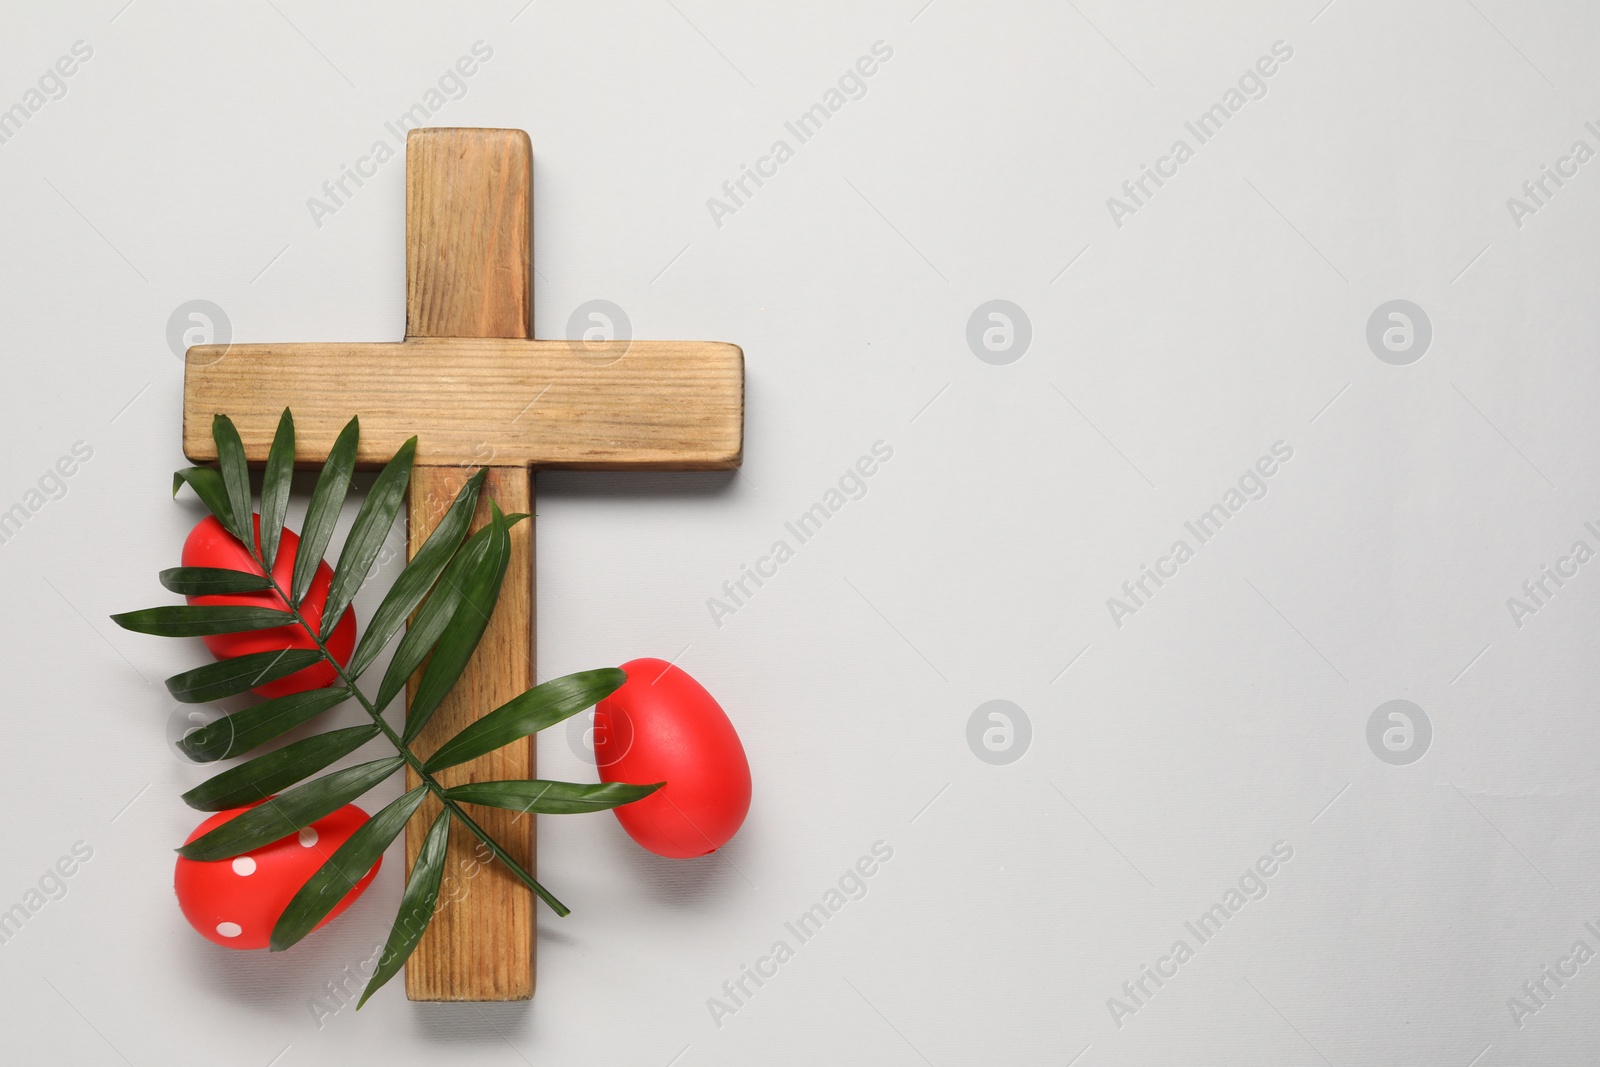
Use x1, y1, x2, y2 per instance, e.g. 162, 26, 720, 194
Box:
298, 827, 318, 847
216, 922, 242, 938
231, 856, 256, 876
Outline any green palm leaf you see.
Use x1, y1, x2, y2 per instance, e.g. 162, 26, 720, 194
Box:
347, 470, 485, 679
177, 686, 350, 763
270, 786, 429, 952
445, 779, 662, 815
373, 520, 497, 712
259, 409, 296, 570
165, 648, 322, 703
321, 437, 415, 641
212, 415, 254, 552
424, 668, 625, 773
112, 605, 294, 638
358, 807, 450, 1006
159, 567, 273, 596
172, 467, 239, 540
182, 725, 380, 811
135, 411, 630, 963
403, 504, 511, 743
290, 416, 358, 607
177, 757, 403, 861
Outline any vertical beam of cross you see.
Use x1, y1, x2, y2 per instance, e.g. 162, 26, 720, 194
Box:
402, 128, 536, 1001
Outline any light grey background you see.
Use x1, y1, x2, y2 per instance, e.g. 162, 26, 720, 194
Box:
1, 0, 1596, 1063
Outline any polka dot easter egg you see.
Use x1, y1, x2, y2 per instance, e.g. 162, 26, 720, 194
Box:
174, 803, 378, 950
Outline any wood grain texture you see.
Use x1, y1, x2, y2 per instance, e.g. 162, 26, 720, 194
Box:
404, 467, 536, 1001
403, 128, 535, 1002
406, 127, 531, 339
181, 338, 744, 470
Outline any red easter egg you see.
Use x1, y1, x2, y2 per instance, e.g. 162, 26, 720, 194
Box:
594, 659, 750, 858
174, 803, 378, 950
181, 515, 356, 697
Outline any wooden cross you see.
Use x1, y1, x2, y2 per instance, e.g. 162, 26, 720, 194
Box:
181, 128, 743, 1001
